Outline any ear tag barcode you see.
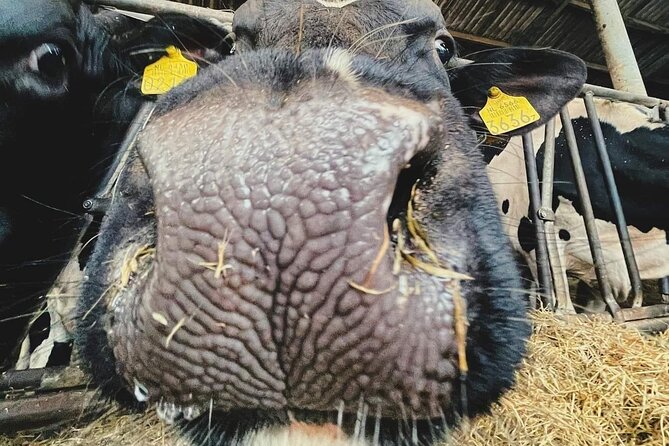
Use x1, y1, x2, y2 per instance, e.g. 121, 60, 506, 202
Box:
478, 86, 540, 135
141, 46, 198, 95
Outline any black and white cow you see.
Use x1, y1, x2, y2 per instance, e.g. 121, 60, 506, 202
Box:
0, 0, 231, 370
487, 97, 669, 311
73, 0, 587, 444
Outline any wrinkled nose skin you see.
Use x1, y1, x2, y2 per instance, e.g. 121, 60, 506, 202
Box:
76, 49, 529, 443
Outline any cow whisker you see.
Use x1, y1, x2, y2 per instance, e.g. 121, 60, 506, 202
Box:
349, 18, 419, 55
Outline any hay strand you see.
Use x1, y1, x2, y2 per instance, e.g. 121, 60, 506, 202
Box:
119, 245, 155, 288
197, 231, 233, 279
347, 281, 396, 295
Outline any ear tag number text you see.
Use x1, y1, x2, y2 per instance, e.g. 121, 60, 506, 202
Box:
478, 86, 540, 135
141, 46, 198, 95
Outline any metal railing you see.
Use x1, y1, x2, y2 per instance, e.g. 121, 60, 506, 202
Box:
524, 87, 669, 331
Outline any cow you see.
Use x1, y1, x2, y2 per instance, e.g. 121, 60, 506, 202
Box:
0, 0, 231, 370
487, 97, 669, 312
72, 0, 587, 444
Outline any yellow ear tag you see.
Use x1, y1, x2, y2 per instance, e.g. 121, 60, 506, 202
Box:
478, 87, 540, 135
141, 46, 198, 95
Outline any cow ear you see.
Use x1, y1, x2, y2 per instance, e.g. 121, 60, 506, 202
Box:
231, 0, 261, 52
448, 48, 587, 135
123, 13, 232, 66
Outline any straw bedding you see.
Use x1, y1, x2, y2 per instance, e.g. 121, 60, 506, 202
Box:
449, 311, 669, 446
2, 311, 667, 446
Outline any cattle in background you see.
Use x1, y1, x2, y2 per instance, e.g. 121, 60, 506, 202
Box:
487, 97, 669, 311
0, 0, 231, 370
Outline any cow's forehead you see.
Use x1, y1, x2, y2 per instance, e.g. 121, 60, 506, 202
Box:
237, 0, 444, 19
309, 0, 445, 20
234, 0, 446, 51
0, 0, 76, 42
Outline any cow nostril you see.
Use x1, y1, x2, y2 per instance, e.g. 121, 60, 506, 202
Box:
29, 43, 68, 80
386, 150, 434, 227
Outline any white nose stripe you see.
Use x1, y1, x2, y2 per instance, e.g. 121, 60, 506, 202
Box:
315, 0, 358, 8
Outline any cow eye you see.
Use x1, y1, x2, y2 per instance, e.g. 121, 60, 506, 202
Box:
434, 36, 454, 65
29, 43, 67, 79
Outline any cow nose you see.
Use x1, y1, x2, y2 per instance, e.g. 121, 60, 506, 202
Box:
105, 68, 464, 420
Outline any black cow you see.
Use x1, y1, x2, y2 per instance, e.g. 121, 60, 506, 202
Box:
0, 0, 230, 369
74, 0, 586, 444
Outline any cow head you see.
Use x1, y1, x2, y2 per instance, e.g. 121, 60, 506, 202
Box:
233, 0, 586, 134
0, 1, 231, 369
74, 0, 586, 444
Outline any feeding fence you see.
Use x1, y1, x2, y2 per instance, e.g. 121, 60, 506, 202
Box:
521, 86, 669, 331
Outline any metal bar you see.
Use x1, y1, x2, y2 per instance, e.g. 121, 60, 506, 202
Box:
559, 107, 622, 321
578, 85, 668, 109
0, 389, 103, 433
623, 316, 669, 333
582, 93, 644, 308
85, 0, 234, 27
569, 0, 669, 34
662, 108, 669, 305
539, 119, 572, 311
522, 133, 555, 309
0, 367, 66, 391
1, 366, 88, 393
620, 304, 669, 322
37, 103, 158, 353
92, 102, 156, 202
561, 313, 669, 333
539, 119, 557, 215
558, 312, 613, 323
588, 0, 647, 95
663, 226, 669, 305
660, 277, 669, 304
42, 103, 159, 329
